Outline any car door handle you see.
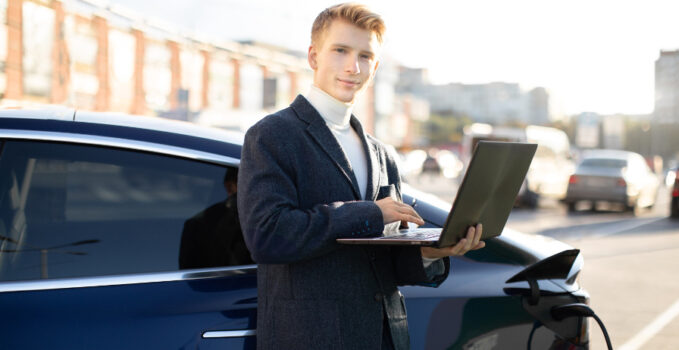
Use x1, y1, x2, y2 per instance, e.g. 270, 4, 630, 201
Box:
202, 330, 256, 338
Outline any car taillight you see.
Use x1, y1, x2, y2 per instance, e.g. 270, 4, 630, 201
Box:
673, 189, 679, 197
569, 175, 578, 184
616, 178, 627, 187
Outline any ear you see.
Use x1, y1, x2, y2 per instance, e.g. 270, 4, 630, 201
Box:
308, 45, 318, 70
369, 60, 380, 81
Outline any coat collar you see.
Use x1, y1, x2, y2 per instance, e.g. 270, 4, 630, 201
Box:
290, 95, 381, 200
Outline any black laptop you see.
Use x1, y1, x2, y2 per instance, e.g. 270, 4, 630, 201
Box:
336, 141, 537, 247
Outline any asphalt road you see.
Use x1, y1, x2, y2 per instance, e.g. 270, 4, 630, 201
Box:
406, 173, 679, 350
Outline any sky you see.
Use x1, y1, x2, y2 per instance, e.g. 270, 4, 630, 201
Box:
108, 0, 679, 117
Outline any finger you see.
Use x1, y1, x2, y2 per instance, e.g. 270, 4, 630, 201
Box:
402, 214, 424, 226
463, 226, 476, 251
399, 203, 423, 220
398, 206, 424, 225
387, 211, 418, 226
471, 223, 483, 248
450, 238, 466, 256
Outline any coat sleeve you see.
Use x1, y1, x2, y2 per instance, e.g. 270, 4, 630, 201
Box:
391, 246, 450, 287
237, 118, 386, 264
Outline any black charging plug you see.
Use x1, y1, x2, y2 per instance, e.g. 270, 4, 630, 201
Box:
550, 303, 613, 350
551, 303, 595, 320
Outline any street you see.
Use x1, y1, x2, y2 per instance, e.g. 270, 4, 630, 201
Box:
406, 173, 679, 350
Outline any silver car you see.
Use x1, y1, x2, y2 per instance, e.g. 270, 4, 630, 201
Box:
564, 149, 659, 213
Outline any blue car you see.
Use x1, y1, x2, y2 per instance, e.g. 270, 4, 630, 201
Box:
0, 110, 590, 349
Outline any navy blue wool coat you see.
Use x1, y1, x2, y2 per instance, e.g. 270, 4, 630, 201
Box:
238, 95, 449, 350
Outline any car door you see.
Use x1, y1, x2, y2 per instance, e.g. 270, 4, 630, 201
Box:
0, 139, 256, 350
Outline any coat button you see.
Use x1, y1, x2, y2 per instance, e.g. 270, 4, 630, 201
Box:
374, 293, 383, 302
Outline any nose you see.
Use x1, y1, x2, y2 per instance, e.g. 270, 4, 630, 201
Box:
345, 54, 360, 75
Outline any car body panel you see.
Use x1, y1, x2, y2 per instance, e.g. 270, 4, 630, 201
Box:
0, 268, 257, 350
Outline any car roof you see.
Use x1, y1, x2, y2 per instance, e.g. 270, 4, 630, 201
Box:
0, 109, 244, 165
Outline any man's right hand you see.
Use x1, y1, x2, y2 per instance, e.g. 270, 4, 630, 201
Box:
375, 197, 425, 227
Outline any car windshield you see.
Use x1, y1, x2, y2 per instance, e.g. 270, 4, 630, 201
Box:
579, 158, 626, 169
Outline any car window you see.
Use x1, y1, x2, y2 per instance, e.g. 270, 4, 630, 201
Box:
579, 158, 626, 168
0, 140, 250, 282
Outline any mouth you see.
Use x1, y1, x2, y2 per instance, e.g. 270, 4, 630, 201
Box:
337, 78, 360, 87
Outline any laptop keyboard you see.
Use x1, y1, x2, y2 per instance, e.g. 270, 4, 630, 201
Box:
383, 228, 441, 240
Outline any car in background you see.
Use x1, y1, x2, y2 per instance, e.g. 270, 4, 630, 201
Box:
0, 110, 591, 349
461, 123, 574, 208
434, 149, 464, 179
525, 125, 575, 201
564, 149, 659, 213
399, 148, 463, 181
668, 166, 679, 218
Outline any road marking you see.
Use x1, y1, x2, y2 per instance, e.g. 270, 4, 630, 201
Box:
593, 216, 665, 237
618, 298, 679, 350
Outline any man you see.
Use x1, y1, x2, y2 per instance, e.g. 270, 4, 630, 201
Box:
238, 3, 484, 349
179, 167, 253, 269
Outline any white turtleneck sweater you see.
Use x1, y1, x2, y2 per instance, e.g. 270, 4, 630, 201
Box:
305, 85, 368, 199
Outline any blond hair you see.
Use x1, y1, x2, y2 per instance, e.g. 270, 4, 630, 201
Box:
311, 3, 386, 46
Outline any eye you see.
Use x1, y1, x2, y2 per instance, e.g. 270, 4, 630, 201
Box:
335, 47, 346, 53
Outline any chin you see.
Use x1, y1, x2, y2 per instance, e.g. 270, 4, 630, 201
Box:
336, 90, 360, 103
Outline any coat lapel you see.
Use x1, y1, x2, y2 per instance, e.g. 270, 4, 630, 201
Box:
350, 116, 381, 201
291, 96, 362, 200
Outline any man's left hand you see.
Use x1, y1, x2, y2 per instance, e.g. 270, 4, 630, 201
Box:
421, 224, 485, 259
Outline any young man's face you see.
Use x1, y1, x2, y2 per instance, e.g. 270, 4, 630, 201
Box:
308, 20, 381, 104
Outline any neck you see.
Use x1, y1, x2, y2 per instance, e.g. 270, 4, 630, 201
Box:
305, 85, 353, 129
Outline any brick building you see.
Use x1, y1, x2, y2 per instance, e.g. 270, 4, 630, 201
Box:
0, 0, 388, 133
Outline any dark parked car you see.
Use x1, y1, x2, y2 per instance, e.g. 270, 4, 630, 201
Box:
668, 167, 679, 218
0, 110, 590, 349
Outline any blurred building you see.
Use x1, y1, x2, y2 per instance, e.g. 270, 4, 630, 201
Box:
572, 112, 661, 160
653, 50, 679, 159
0, 0, 328, 132
397, 67, 551, 126
527, 87, 549, 125
396, 67, 428, 92
0, 0, 434, 141
368, 62, 430, 149
655, 50, 679, 124
574, 112, 601, 149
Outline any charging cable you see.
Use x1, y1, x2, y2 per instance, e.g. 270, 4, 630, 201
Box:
551, 303, 613, 350
526, 321, 542, 350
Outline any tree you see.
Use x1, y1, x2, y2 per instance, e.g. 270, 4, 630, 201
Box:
422, 113, 472, 146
